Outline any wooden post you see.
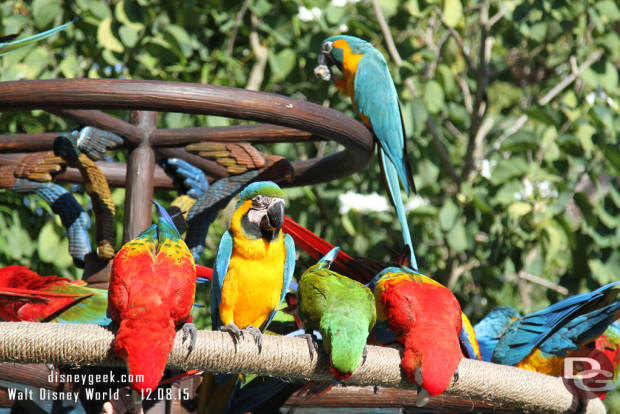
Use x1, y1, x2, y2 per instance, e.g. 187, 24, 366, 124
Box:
123, 111, 157, 243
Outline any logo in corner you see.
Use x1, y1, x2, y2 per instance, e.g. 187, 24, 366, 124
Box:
562, 348, 615, 399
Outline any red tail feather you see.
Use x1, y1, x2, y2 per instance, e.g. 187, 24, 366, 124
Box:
282, 216, 379, 282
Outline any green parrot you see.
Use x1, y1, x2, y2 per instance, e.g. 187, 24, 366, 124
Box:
297, 247, 377, 380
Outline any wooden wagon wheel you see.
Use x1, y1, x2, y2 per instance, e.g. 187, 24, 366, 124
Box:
0, 78, 374, 285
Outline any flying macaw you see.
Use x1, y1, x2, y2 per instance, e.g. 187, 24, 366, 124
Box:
0, 18, 77, 57
474, 282, 620, 376
7, 178, 92, 267
108, 201, 197, 405
198, 181, 295, 414
370, 266, 464, 407
297, 247, 376, 380
0, 265, 109, 324
165, 156, 292, 261
315, 35, 417, 269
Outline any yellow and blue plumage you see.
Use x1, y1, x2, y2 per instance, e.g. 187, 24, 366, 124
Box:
199, 181, 295, 413
315, 35, 417, 268
474, 282, 620, 376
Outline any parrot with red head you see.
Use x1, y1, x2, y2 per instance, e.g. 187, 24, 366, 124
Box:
370, 266, 463, 406
108, 201, 197, 405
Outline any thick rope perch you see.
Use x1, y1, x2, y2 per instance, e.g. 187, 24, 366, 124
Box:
0, 322, 605, 413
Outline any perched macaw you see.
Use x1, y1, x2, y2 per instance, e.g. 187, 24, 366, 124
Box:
198, 181, 295, 414
315, 35, 417, 269
596, 321, 620, 399
108, 201, 197, 404
176, 157, 292, 261
473, 306, 521, 363
282, 215, 480, 362
0, 265, 109, 324
474, 282, 620, 376
0, 18, 77, 56
297, 247, 376, 380
370, 266, 463, 407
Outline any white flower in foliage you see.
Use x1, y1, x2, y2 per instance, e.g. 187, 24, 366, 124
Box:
332, 0, 360, 6
298, 6, 322, 22
339, 191, 390, 214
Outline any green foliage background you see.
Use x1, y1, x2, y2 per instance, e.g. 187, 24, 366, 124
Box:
1, 0, 619, 409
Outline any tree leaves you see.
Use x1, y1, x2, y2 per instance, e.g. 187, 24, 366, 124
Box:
1, 4, 619, 391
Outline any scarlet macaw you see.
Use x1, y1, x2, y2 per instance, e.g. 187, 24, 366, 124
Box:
596, 321, 620, 399
297, 247, 376, 380
315, 35, 417, 269
474, 282, 620, 375
198, 181, 295, 413
370, 266, 464, 407
282, 215, 480, 362
0, 265, 109, 324
108, 201, 197, 404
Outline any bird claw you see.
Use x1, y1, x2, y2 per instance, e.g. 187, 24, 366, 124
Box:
305, 333, 319, 361
361, 345, 368, 366
220, 323, 243, 345
182, 323, 197, 353
453, 367, 459, 384
245, 325, 263, 353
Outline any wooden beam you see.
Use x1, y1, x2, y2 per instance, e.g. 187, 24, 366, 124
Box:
0, 79, 374, 186
151, 124, 317, 146
123, 110, 157, 243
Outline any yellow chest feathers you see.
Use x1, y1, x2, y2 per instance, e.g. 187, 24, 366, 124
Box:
218, 201, 287, 329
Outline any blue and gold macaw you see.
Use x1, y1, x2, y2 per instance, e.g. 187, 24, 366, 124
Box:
198, 181, 295, 413
315, 35, 417, 269
474, 282, 620, 376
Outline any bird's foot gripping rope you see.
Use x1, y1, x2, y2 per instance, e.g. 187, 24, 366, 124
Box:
304, 333, 320, 362
220, 323, 244, 346
182, 323, 197, 353
244, 325, 264, 353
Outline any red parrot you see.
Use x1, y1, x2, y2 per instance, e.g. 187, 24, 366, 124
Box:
595, 321, 620, 400
108, 201, 197, 404
282, 215, 480, 360
371, 267, 463, 406
0, 265, 110, 324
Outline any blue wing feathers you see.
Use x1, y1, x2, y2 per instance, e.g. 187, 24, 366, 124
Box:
211, 230, 233, 330
354, 49, 411, 194
491, 282, 620, 365
379, 150, 417, 269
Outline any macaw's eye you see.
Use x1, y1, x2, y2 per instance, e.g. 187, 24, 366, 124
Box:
252, 195, 270, 208
322, 41, 333, 53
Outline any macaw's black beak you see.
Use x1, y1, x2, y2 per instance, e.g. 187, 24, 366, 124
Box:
260, 200, 284, 234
